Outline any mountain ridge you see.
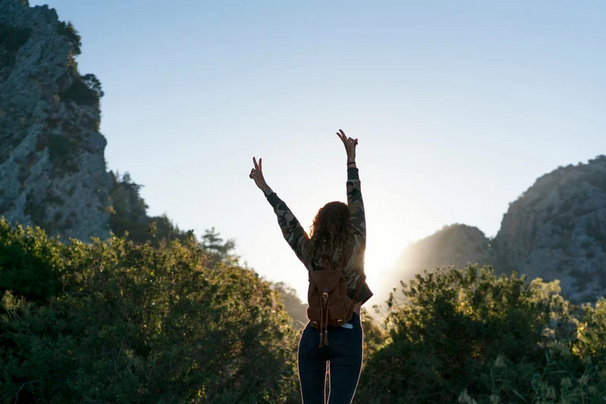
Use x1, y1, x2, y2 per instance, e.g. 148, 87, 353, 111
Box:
381, 156, 606, 304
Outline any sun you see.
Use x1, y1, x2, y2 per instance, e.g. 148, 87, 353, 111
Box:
362, 231, 403, 289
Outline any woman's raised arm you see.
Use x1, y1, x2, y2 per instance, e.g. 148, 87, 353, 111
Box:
250, 157, 310, 264
337, 130, 366, 244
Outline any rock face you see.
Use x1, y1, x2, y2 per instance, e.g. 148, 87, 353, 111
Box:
0, 0, 111, 240
389, 156, 606, 304
494, 156, 606, 303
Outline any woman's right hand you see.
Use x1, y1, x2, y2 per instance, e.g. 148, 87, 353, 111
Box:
249, 157, 271, 192
336, 129, 358, 163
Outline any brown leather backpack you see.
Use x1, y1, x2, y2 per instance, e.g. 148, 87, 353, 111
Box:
307, 254, 363, 347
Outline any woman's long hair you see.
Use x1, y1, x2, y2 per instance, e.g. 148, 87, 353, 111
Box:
309, 201, 353, 264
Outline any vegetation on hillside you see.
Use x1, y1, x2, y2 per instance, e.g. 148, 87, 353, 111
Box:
60, 73, 104, 106
0, 218, 299, 404
108, 172, 193, 247
56, 20, 103, 106
56, 19, 80, 74
3, 216, 606, 403
355, 265, 606, 404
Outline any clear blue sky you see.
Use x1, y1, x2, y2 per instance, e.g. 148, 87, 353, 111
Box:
32, 0, 606, 303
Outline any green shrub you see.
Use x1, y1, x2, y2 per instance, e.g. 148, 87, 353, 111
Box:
575, 298, 606, 358
56, 21, 81, 56
61, 76, 99, 106
82, 73, 104, 98
354, 265, 606, 404
0, 218, 299, 403
0, 220, 62, 302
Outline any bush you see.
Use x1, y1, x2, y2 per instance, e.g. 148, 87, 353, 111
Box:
0, 218, 299, 403
60, 76, 100, 106
0, 220, 63, 302
82, 73, 104, 99
56, 21, 81, 56
355, 265, 606, 404
575, 298, 606, 358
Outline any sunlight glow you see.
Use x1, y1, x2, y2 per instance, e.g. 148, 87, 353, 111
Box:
364, 221, 410, 293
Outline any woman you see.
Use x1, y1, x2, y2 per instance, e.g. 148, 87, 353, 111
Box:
249, 129, 373, 404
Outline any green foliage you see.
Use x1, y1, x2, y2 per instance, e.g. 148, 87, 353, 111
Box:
108, 171, 149, 240
575, 298, 606, 358
0, 23, 31, 67
56, 20, 81, 72
108, 172, 242, 261
360, 307, 388, 361
60, 76, 100, 106
56, 21, 81, 56
201, 227, 239, 267
108, 172, 199, 248
0, 220, 62, 302
0, 218, 299, 403
81, 73, 104, 98
355, 265, 606, 404
6, 215, 606, 403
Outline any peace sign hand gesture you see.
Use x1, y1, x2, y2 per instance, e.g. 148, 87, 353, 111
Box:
249, 157, 271, 193
336, 129, 358, 164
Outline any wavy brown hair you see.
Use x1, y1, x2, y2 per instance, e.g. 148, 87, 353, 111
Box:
309, 201, 353, 263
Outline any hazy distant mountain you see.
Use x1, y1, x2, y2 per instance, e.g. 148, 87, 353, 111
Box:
396, 223, 495, 276
384, 156, 606, 304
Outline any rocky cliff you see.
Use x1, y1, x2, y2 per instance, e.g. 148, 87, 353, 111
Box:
0, 0, 111, 240
389, 156, 606, 303
494, 156, 606, 302
0, 0, 217, 248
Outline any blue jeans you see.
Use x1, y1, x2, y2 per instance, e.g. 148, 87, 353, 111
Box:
298, 312, 363, 404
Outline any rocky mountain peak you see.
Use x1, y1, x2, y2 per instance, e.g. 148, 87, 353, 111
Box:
0, 0, 111, 240
494, 156, 606, 302
383, 156, 606, 304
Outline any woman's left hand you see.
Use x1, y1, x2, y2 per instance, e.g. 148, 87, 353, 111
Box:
249, 157, 270, 192
336, 129, 358, 163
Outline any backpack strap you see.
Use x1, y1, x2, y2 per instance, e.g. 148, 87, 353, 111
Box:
321, 253, 345, 271
321, 254, 331, 271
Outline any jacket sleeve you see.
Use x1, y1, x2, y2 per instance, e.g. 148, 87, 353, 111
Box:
346, 167, 366, 245
266, 192, 310, 265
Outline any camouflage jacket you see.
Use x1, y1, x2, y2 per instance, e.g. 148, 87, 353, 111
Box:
265, 167, 373, 305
